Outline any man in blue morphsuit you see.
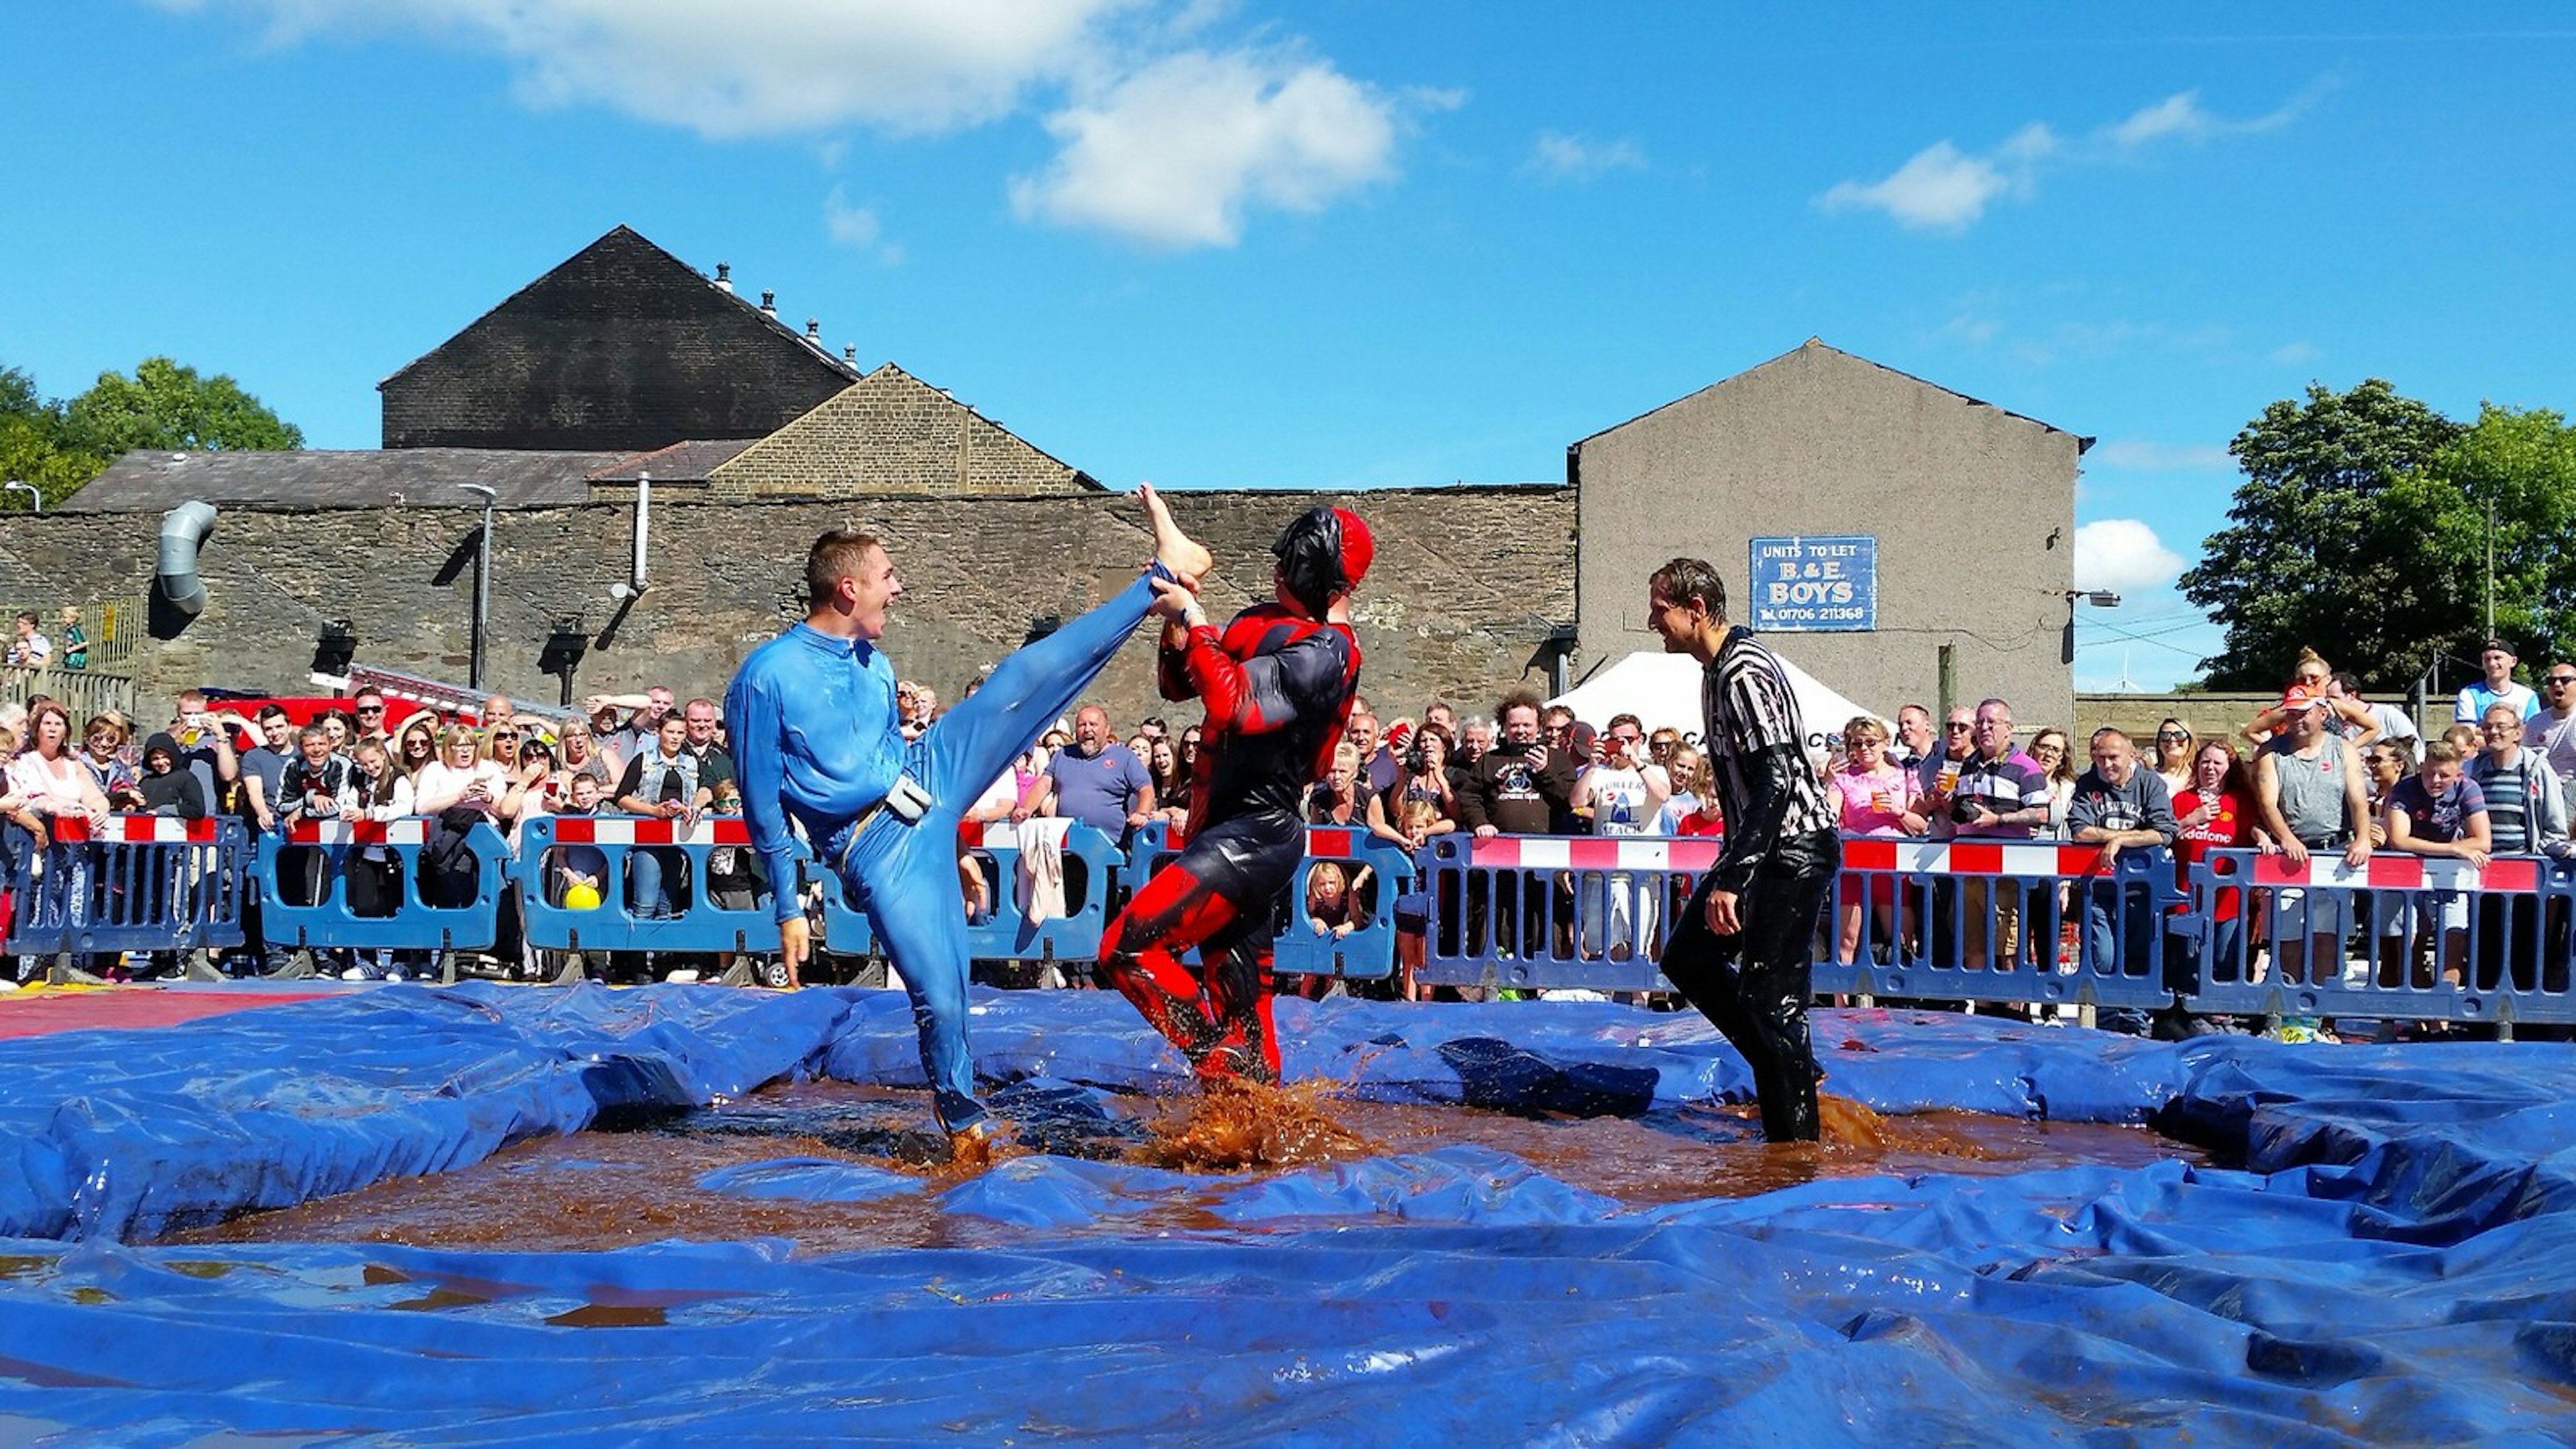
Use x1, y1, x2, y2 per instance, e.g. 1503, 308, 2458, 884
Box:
724, 486, 1211, 1157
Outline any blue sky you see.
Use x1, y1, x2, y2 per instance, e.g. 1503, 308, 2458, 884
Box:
5, 3, 2571, 689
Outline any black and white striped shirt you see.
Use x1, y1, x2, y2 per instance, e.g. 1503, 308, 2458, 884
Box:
1701, 626, 1834, 880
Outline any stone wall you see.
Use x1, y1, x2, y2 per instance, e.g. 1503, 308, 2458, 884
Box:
0, 487, 1574, 727
708, 367, 1091, 499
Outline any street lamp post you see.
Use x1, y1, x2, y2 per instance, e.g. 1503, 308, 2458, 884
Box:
2, 481, 39, 513
2062, 588, 2121, 666
458, 484, 498, 690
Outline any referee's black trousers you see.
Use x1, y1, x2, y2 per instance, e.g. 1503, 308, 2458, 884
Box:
1660, 829, 1839, 1143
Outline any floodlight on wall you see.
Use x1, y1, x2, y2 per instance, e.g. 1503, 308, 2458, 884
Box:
312, 619, 358, 678
2062, 589, 2121, 665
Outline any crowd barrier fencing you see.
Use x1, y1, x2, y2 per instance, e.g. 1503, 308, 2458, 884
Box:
5, 816, 248, 978
1274, 826, 1415, 981
959, 820, 1122, 965
1815, 837, 2180, 1014
518, 816, 795, 969
2178, 847, 2575, 1035
257, 818, 511, 979
1411, 832, 1716, 992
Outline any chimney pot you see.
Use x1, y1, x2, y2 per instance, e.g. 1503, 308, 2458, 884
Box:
843, 343, 858, 364
714, 262, 733, 293
759, 289, 777, 315
805, 317, 821, 340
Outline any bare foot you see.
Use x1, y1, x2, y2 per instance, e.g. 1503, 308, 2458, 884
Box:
1138, 481, 1212, 585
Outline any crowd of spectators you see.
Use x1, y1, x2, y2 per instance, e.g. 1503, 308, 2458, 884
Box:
7, 639, 2572, 1034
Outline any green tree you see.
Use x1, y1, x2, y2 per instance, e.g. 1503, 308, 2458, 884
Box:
2391, 404, 2576, 669
63, 356, 303, 456
2180, 379, 2463, 690
0, 364, 107, 510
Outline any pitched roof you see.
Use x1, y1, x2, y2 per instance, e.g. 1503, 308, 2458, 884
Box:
1570, 337, 2092, 451
66, 448, 627, 513
584, 439, 761, 483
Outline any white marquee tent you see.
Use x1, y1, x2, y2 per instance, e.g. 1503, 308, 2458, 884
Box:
1547, 649, 1882, 753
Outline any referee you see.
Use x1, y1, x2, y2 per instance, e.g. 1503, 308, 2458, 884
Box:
1644, 557, 1840, 1142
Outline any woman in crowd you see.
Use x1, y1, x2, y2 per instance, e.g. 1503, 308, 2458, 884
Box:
10, 703, 110, 970
412, 725, 519, 909
2027, 727, 2079, 839
2171, 739, 2265, 1005
343, 737, 417, 978
2239, 646, 2383, 747
1824, 715, 1917, 965
2151, 718, 2197, 795
1305, 743, 1371, 826
1145, 738, 1187, 828
1377, 728, 1458, 1000
392, 713, 441, 785
553, 718, 614, 795
78, 714, 140, 812
1655, 747, 1705, 833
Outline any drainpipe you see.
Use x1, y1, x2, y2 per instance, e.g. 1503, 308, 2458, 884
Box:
155, 500, 218, 616
611, 471, 651, 601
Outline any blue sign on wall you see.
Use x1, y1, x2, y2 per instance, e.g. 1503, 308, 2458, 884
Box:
1748, 535, 1877, 631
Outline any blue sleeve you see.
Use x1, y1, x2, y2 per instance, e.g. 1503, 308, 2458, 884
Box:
724, 662, 805, 924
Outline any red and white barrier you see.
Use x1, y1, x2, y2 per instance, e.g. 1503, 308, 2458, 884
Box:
547, 816, 753, 847
2234, 851, 2544, 894
286, 819, 431, 847
1840, 837, 2122, 879
48, 815, 222, 844
1467, 835, 1724, 873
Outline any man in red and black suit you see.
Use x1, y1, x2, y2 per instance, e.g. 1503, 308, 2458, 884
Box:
1099, 506, 1372, 1085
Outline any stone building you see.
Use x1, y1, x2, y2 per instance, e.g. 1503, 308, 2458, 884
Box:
378, 225, 862, 452
1569, 339, 2089, 729
5, 221, 2082, 737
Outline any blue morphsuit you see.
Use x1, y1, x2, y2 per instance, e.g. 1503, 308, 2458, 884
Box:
725, 567, 1169, 1132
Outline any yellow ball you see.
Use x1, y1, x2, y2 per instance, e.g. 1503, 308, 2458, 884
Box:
564, 882, 603, 912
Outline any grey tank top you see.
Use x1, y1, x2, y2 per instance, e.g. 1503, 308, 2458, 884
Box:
2268, 733, 2352, 844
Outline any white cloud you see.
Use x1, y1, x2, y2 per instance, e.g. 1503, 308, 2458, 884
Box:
1822, 83, 2321, 231
160, 0, 1425, 250
1525, 131, 1645, 182
2271, 339, 2322, 365
162, 0, 1126, 137
2088, 439, 2233, 471
2075, 519, 2187, 592
1819, 125, 2055, 232
822, 185, 902, 264
1010, 48, 1400, 248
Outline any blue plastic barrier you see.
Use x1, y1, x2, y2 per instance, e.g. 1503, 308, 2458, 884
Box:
258, 816, 508, 958
1817, 835, 2176, 1010
6, 815, 248, 964
2176, 846, 2576, 1030
1413, 830, 1708, 991
519, 814, 792, 957
957, 820, 1121, 963
1273, 826, 1415, 981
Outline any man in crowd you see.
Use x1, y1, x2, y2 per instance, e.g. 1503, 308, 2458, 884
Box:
588, 686, 676, 764
1098, 504, 1369, 1085
168, 689, 244, 816
2469, 701, 2569, 991
1016, 703, 1155, 845
681, 698, 735, 794
1344, 707, 1397, 796
2381, 740, 2492, 989
2457, 639, 2540, 724
728, 486, 1210, 1154
2066, 728, 2178, 994
1919, 698, 2050, 968
482, 694, 518, 729
2534, 662, 2576, 816
352, 688, 392, 743
235, 704, 297, 834
1422, 698, 1458, 742
1890, 703, 1936, 767
2252, 685, 2372, 987
1570, 712, 1670, 960
1458, 691, 1579, 959
1644, 556, 1838, 1143
2326, 673, 2418, 763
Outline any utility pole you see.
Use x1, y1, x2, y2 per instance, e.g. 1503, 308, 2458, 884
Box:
458, 483, 498, 690
2485, 496, 2496, 640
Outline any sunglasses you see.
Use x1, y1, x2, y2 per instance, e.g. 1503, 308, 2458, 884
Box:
2551, 676, 2576, 686
356, 704, 385, 714
1944, 722, 1972, 732
2156, 731, 2190, 741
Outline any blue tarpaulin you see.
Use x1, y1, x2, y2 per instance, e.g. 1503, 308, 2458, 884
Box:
1, 983, 2573, 1443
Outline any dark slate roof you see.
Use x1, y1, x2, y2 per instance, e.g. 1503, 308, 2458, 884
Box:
585, 439, 761, 483
64, 449, 628, 513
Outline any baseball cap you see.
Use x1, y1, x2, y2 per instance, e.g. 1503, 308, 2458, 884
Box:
2280, 685, 2326, 712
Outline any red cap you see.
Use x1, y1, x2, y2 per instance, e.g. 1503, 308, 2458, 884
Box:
2280, 685, 2326, 712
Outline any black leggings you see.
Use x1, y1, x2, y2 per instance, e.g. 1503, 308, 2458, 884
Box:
1659, 831, 1839, 1142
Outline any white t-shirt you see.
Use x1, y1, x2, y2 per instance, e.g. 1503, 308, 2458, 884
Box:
2457, 680, 2540, 724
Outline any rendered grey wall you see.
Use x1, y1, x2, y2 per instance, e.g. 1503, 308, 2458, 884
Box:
1572, 343, 2082, 733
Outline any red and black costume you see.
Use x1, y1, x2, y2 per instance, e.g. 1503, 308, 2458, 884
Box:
1099, 506, 1371, 1083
